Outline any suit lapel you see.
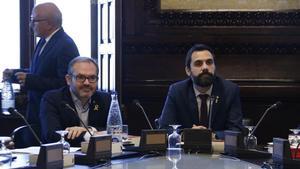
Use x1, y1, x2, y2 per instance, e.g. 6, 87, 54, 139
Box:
35, 29, 64, 70
61, 88, 80, 126
31, 38, 46, 73
88, 99, 96, 125
187, 82, 199, 125
211, 77, 223, 125
88, 95, 102, 126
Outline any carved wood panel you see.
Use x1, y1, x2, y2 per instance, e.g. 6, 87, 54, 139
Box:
121, 0, 300, 144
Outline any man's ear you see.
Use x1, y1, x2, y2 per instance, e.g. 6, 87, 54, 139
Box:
185, 66, 191, 76
65, 74, 71, 85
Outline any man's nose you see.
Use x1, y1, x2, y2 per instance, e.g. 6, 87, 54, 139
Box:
83, 78, 90, 84
202, 62, 209, 70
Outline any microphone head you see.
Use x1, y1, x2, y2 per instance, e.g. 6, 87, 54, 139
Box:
133, 99, 140, 105
8, 107, 16, 114
273, 101, 282, 109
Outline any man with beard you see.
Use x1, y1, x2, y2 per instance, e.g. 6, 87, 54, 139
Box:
158, 44, 243, 139
39, 57, 111, 146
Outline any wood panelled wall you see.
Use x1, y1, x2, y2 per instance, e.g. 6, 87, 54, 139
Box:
120, 0, 300, 144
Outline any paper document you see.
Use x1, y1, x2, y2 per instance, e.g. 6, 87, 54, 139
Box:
12, 146, 81, 154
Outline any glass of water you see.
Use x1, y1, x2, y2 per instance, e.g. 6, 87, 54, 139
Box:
55, 130, 70, 153
122, 124, 129, 142
167, 148, 182, 169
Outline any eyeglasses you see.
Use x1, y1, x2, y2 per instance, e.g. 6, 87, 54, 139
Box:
30, 17, 47, 23
72, 74, 98, 83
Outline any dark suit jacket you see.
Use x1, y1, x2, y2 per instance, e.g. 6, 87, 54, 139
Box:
158, 76, 243, 139
39, 86, 111, 147
22, 28, 79, 125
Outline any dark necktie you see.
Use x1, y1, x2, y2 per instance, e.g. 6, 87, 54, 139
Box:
199, 94, 209, 127
31, 38, 46, 73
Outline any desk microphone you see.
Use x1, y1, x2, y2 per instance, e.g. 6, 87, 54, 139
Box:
133, 100, 154, 130
63, 103, 93, 136
8, 107, 42, 145
249, 101, 282, 136
208, 95, 219, 130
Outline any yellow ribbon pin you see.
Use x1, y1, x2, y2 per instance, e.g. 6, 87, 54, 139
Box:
94, 104, 99, 111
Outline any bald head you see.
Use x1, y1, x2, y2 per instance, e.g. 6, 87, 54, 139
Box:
33, 2, 62, 28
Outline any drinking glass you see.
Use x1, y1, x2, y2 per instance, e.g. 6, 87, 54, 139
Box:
244, 126, 257, 149
167, 148, 182, 169
56, 130, 70, 153
242, 119, 257, 149
289, 129, 300, 147
0, 136, 12, 168
168, 125, 181, 150
122, 124, 129, 142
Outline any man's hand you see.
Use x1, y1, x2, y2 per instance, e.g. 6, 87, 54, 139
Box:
15, 72, 27, 86
94, 130, 107, 136
65, 126, 87, 140
192, 124, 207, 129
192, 124, 218, 141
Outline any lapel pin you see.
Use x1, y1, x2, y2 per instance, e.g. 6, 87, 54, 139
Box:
94, 104, 99, 111
215, 96, 219, 103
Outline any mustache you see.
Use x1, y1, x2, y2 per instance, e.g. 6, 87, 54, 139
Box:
198, 70, 213, 77
191, 70, 214, 87
80, 84, 93, 90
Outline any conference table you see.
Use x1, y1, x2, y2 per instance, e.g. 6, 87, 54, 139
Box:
7, 135, 271, 168
9, 151, 264, 169
100, 153, 263, 169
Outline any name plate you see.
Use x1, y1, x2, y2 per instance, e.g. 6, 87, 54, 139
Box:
140, 129, 168, 152
224, 130, 271, 158
36, 143, 64, 169
273, 138, 300, 168
182, 129, 212, 153
75, 135, 112, 165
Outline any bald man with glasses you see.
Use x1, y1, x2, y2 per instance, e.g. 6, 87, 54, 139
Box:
39, 57, 111, 146
3, 2, 79, 126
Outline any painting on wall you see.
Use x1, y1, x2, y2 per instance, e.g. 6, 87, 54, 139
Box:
161, 0, 300, 11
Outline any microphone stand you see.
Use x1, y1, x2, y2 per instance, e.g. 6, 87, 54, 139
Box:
64, 103, 93, 136
208, 96, 218, 130
208, 96, 214, 130
134, 100, 154, 130
249, 102, 281, 137
8, 108, 42, 145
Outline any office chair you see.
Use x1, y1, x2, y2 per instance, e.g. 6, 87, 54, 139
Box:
10, 124, 41, 148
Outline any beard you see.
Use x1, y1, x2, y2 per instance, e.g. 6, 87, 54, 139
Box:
191, 70, 214, 87
71, 84, 96, 100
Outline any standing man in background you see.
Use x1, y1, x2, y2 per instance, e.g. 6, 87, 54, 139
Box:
3, 2, 79, 126
158, 44, 244, 139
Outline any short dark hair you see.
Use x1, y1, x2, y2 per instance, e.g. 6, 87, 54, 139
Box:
185, 44, 215, 69
67, 56, 99, 75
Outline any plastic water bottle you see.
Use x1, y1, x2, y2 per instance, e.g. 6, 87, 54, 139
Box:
1, 80, 15, 115
106, 92, 123, 142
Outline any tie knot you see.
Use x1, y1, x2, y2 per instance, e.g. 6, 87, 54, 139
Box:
199, 94, 209, 100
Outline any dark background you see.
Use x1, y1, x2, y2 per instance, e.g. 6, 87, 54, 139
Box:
120, 0, 300, 145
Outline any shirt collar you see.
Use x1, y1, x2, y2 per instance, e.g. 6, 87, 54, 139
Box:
45, 28, 61, 42
193, 84, 213, 97
69, 88, 91, 109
